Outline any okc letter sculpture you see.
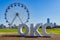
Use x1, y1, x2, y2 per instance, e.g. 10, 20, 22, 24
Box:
5, 3, 53, 37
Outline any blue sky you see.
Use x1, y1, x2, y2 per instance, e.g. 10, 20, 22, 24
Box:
0, 0, 60, 26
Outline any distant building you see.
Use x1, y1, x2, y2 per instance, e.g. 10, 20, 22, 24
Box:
47, 18, 50, 23
54, 22, 56, 26
44, 23, 54, 28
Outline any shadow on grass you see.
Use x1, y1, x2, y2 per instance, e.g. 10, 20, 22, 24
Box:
1, 35, 51, 38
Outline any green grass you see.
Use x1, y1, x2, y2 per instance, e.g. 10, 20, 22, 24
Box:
0, 28, 60, 34
0, 28, 18, 32
38, 28, 60, 34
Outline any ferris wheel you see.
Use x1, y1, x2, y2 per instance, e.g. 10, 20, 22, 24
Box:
5, 3, 30, 26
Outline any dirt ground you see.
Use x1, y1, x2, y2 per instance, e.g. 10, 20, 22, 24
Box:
0, 33, 60, 40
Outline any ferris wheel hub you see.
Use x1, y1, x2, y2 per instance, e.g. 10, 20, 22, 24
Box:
16, 13, 19, 16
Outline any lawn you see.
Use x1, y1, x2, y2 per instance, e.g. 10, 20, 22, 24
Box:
0, 28, 60, 34
38, 28, 60, 34
0, 28, 18, 32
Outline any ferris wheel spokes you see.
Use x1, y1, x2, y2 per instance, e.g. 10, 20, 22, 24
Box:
9, 15, 16, 26
9, 13, 23, 26
18, 16, 23, 24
